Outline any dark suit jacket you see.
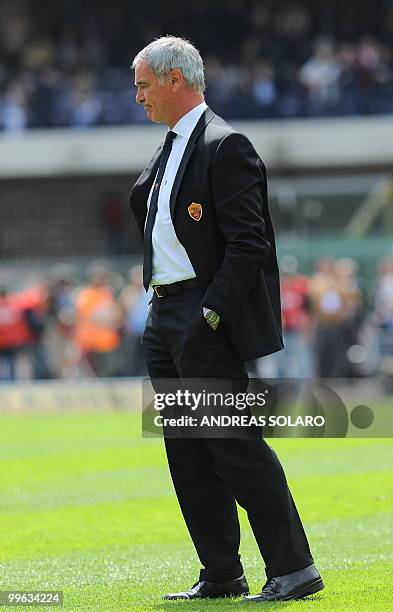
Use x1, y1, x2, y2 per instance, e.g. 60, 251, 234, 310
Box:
130, 107, 283, 361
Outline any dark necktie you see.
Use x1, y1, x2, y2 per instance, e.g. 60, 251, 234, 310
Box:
143, 130, 177, 290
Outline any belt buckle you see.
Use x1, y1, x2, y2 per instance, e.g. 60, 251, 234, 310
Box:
154, 286, 164, 299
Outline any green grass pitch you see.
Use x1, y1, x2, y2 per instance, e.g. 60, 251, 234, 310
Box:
0, 411, 392, 611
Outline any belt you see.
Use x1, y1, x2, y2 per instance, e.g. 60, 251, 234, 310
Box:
152, 278, 200, 298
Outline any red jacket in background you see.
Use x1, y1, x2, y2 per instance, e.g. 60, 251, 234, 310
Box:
281, 275, 310, 331
0, 288, 46, 350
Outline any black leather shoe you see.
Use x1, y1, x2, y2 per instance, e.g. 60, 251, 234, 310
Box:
244, 564, 324, 602
163, 574, 249, 600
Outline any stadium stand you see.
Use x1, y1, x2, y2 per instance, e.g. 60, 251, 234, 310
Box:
0, 0, 392, 129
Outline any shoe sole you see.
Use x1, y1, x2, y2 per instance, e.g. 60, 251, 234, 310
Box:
244, 578, 324, 603
288, 578, 325, 600
163, 590, 250, 600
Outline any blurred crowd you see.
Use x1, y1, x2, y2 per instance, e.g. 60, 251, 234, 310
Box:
0, 0, 393, 130
0, 262, 149, 380
1, 256, 393, 386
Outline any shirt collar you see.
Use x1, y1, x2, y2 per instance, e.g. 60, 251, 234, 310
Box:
171, 101, 208, 139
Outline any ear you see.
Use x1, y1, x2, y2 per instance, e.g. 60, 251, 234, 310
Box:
169, 68, 183, 89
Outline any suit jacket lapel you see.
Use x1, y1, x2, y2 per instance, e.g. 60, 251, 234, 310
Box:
169, 107, 215, 219
130, 145, 161, 211
130, 107, 215, 227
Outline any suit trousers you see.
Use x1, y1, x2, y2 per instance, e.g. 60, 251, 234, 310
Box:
142, 285, 314, 581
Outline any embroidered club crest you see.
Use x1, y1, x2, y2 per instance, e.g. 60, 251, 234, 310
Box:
188, 202, 203, 221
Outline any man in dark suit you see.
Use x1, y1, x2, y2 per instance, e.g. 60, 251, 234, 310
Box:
130, 36, 324, 602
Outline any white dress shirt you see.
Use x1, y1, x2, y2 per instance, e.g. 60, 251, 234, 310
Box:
148, 100, 207, 286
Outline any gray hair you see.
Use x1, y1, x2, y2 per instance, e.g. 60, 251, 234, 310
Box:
132, 36, 205, 94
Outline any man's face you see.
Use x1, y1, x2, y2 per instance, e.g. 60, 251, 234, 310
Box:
134, 61, 171, 124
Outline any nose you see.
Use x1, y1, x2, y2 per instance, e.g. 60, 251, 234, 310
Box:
135, 88, 144, 105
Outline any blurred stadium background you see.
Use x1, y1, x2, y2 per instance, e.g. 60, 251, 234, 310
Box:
0, 0, 393, 388
1, 2, 393, 610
